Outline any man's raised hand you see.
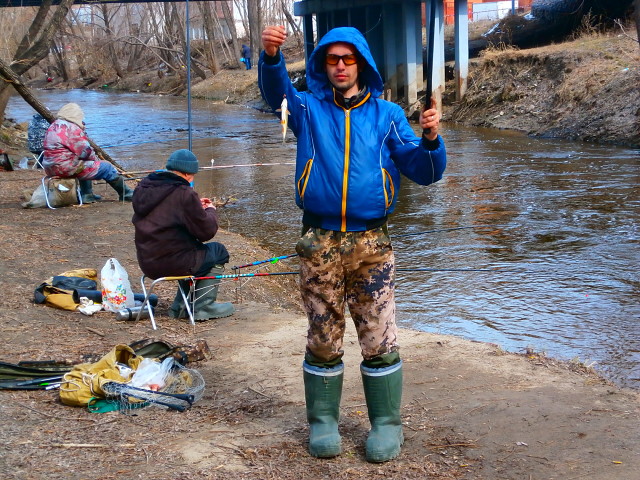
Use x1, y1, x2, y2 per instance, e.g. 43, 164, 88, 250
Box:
262, 26, 287, 57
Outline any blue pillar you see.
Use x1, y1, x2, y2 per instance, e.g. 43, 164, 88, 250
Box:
401, 1, 421, 104
382, 3, 400, 100
366, 4, 385, 79
303, 14, 314, 62
415, 3, 424, 94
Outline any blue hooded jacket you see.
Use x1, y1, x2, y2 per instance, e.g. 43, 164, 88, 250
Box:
259, 27, 446, 232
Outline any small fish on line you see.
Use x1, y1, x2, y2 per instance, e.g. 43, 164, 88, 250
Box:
276, 94, 290, 143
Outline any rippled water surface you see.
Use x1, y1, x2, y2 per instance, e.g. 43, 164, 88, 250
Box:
8, 89, 639, 388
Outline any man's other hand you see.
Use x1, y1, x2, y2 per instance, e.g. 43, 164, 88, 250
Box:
201, 198, 215, 209
420, 98, 441, 141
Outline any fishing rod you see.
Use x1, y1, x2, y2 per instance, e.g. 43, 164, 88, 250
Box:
232, 253, 298, 271
396, 267, 524, 273
121, 162, 295, 176
393, 224, 505, 238
229, 225, 507, 272
203, 271, 300, 280
206, 267, 526, 281
424, 0, 438, 129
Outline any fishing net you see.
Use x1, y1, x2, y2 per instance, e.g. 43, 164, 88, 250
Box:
101, 360, 205, 414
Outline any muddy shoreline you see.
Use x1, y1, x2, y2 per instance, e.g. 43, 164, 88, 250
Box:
1, 30, 639, 480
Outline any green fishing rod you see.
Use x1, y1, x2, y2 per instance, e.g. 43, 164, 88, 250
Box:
208, 267, 525, 280
232, 225, 507, 271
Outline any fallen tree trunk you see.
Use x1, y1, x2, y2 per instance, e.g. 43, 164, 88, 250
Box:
0, 58, 126, 173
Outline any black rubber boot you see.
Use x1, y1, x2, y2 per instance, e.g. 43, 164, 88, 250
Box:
79, 180, 102, 203
361, 361, 404, 463
107, 176, 133, 202
303, 361, 344, 458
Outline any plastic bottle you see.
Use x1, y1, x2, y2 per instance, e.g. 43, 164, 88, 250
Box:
115, 306, 152, 321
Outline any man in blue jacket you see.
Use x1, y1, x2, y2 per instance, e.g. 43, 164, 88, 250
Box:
259, 25, 446, 463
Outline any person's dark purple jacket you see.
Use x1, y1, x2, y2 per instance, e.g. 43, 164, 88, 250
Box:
132, 171, 222, 279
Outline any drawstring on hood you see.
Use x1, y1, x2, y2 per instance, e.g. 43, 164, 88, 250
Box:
307, 27, 384, 102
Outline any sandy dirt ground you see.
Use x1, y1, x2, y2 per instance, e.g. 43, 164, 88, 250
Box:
0, 168, 638, 480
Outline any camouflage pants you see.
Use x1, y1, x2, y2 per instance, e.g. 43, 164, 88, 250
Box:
295, 227, 398, 363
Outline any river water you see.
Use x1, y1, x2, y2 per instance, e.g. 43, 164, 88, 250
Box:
7, 89, 640, 389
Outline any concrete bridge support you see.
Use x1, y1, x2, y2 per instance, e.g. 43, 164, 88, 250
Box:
294, 1, 465, 108
454, 0, 469, 101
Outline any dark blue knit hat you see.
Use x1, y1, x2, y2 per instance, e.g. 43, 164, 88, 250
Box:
166, 149, 199, 174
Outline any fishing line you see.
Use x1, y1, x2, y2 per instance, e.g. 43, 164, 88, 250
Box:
364, 13, 383, 35
228, 225, 506, 272
396, 267, 525, 273
393, 224, 506, 238
212, 266, 527, 283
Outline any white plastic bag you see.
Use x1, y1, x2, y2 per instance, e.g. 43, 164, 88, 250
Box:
130, 357, 174, 391
101, 258, 135, 312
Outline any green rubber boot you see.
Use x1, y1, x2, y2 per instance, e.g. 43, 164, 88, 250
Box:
107, 176, 133, 201
361, 361, 404, 463
303, 361, 344, 458
79, 180, 102, 203
192, 266, 234, 321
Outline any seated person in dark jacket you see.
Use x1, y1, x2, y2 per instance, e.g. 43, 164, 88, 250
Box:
132, 149, 234, 320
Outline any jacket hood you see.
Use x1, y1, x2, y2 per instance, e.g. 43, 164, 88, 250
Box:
132, 172, 189, 217
56, 103, 84, 127
307, 27, 384, 101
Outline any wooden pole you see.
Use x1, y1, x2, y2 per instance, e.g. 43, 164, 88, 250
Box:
0, 58, 126, 173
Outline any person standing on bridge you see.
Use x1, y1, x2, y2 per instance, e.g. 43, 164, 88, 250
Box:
259, 26, 446, 462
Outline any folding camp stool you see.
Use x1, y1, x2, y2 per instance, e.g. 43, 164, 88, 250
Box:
137, 275, 196, 330
41, 175, 83, 209
31, 151, 44, 169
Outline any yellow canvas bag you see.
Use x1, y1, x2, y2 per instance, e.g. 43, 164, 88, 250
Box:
59, 344, 143, 407
34, 268, 98, 311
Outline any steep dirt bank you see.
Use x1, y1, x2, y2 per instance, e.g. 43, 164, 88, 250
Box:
445, 31, 640, 147
185, 31, 639, 147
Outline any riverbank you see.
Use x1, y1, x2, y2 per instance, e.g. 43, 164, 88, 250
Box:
1, 169, 640, 479
112, 28, 638, 148
3, 25, 638, 153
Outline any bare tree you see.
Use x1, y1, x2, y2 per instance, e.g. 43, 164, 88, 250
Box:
124, 5, 149, 73
0, 0, 76, 121
196, 1, 220, 74
170, 3, 206, 80
221, 0, 242, 67
51, 37, 71, 82
281, 0, 302, 48
233, 0, 249, 43
99, 4, 125, 78
247, 0, 262, 65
